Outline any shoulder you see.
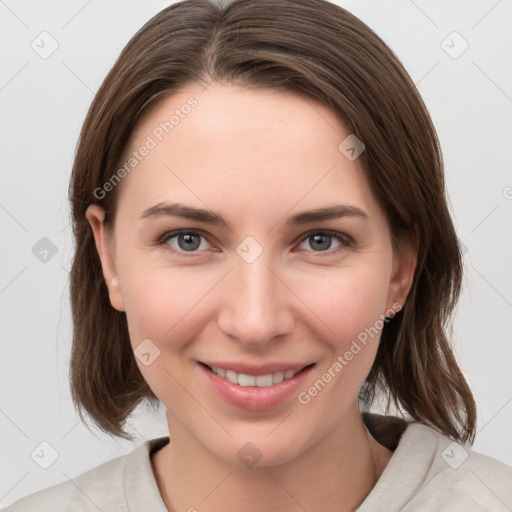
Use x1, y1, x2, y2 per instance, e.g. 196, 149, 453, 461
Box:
406, 423, 512, 511
3, 437, 169, 512
4, 449, 130, 512
359, 415, 512, 511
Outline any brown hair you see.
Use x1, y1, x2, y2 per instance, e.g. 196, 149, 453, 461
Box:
69, 0, 476, 442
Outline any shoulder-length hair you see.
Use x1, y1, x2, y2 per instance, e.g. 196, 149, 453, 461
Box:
69, 0, 476, 442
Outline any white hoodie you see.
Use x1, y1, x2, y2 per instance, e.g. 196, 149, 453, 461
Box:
5, 414, 512, 511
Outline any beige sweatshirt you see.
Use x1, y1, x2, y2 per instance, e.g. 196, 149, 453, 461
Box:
5, 414, 512, 511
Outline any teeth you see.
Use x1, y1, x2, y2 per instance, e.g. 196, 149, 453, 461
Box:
239, 374, 256, 386
209, 365, 302, 387
284, 369, 296, 379
255, 374, 273, 387
225, 369, 238, 384
273, 371, 284, 384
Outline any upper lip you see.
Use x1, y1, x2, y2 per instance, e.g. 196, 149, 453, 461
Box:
199, 361, 315, 376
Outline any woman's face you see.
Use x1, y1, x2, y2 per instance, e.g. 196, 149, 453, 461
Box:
87, 82, 415, 466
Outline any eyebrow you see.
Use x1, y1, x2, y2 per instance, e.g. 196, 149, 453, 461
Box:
140, 202, 369, 230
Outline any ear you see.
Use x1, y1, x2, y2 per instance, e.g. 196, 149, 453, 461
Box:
386, 227, 418, 312
85, 205, 125, 312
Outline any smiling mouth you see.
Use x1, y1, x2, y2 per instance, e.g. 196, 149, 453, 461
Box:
200, 363, 315, 387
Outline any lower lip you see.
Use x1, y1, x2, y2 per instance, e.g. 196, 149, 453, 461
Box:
199, 363, 315, 411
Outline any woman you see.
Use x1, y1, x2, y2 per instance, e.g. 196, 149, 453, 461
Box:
7, 0, 512, 510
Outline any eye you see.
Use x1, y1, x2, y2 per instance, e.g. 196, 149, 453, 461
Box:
159, 230, 212, 255
158, 229, 352, 257
296, 230, 351, 254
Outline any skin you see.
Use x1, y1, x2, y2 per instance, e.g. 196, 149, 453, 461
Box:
86, 82, 417, 512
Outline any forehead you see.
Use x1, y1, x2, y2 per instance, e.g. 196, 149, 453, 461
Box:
115, 82, 382, 225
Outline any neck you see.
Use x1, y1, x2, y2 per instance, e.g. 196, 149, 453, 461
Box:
152, 407, 393, 512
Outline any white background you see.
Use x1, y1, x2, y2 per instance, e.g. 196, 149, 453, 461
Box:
1, 0, 511, 507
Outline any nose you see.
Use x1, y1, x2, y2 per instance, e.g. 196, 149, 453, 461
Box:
216, 249, 295, 348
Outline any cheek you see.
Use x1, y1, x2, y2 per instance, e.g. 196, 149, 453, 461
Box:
291, 259, 392, 403
294, 268, 390, 415
294, 259, 392, 345
119, 259, 222, 349
118, 264, 218, 406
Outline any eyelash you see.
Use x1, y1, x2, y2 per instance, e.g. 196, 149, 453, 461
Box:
157, 229, 352, 258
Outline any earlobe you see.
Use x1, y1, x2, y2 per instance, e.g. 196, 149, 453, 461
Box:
85, 205, 125, 312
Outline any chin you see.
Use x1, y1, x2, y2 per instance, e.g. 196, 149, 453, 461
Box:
195, 417, 326, 470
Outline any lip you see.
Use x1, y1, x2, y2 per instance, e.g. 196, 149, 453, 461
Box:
198, 362, 315, 411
